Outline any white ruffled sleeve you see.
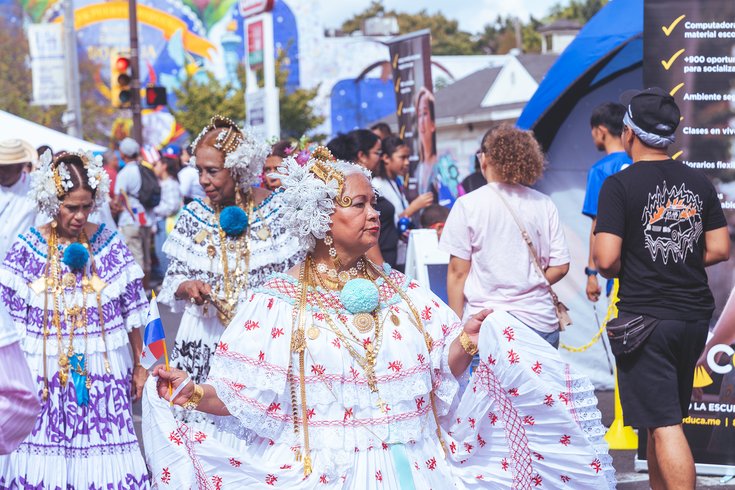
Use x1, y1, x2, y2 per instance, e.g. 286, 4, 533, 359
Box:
403, 278, 463, 417
205, 290, 295, 443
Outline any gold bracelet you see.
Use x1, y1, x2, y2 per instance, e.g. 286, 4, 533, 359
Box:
182, 383, 204, 411
459, 331, 479, 356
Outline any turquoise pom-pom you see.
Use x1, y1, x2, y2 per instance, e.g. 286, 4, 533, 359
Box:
220, 206, 249, 236
340, 278, 380, 314
62, 242, 89, 270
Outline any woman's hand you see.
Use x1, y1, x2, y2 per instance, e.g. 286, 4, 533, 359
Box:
130, 364, 148, 402
153, 365, 194, 405
462, 309, 493, 344
175, 280, 212, 305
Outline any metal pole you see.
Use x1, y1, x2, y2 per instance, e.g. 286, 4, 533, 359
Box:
63, 0, 83, 138
128, 0, 143, 144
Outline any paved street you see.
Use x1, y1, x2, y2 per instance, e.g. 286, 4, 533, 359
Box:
132, 305, 735, 488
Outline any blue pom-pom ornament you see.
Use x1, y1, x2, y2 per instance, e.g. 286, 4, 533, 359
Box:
340, 278, 380, 314
219, 206, 249, 236
62, 242, 89, 270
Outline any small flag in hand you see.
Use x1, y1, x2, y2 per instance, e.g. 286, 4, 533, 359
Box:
140, 292, 166, 369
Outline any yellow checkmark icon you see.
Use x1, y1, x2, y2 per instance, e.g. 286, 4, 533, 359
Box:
661, 49, 685, 70
672, 150, 683, 160
662, 15, 686, 36
670, 83, 684, 96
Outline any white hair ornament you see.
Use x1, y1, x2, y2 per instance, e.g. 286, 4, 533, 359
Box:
30, 150, 110, 217
276, 146, 372, 251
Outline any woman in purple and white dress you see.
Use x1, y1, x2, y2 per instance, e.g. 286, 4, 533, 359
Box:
0, 151, 149, 488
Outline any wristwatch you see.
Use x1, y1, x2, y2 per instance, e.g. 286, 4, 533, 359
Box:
584, 267, 598, 277
182, 384, 204, 411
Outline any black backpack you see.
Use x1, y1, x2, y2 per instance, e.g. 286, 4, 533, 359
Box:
136, 162, 161, 209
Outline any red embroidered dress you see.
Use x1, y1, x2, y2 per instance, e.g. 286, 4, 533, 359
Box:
143, 270, 615, 488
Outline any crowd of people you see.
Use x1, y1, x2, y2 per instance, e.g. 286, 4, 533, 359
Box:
0, 87, 727, 490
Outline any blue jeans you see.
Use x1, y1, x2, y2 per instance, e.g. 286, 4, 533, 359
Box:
529, 326, 560, 349
152, 219, 169, 280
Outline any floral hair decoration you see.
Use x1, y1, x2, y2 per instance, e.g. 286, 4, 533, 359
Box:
190, 115, 270, 190
275, 146, 372, 250
30, 150, 110, 217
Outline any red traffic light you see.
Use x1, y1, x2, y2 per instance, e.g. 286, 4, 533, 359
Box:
115, 57, 130, 72
145, 86, 167, 107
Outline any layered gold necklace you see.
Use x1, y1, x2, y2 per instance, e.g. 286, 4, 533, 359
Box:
288, 256, 448, 477
205, 191, 253, 325
33, 225, 110, 401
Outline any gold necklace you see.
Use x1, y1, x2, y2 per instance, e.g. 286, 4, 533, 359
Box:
208, 192, 252, 325
39, 226, 111, 400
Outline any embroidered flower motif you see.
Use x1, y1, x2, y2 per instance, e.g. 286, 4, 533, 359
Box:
426, 457, 437, 470
244, 320, 260, 331
421, 306, 432, 321
560, 434, 571, 446
229, 458, 241, 467
271, 327, 284, 339
544, 394, 555, 407
532, 361, 543, 375
590, 458, 602, 473
161, 467, 171, 484
507, 349, 520, 364
194, 431, 207, 443
387, 360, 403, 372
265, 474, 278, 485
503, 326, 515, 341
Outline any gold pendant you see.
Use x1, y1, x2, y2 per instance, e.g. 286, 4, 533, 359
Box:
89, 274, 107, 293
206, 244, 217, 258
29, 277, 47, 295
256, 226, 271, 241
291, 329, 306, 353
337, 271, 350, 283
62, 272, 76, 288
194, 229, 209, 244
58, 353, 70, 368
390, 313, 400, 326
227, 242, 236, 252
353, 312, 374, 333
307, 326, 320, 340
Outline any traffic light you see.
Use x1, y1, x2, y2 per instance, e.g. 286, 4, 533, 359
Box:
110, 51, 132, 108
145, 86, 167, 107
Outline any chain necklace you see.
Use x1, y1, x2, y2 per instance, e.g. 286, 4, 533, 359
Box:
39, 226, 111, 401
207, 191, 252, 325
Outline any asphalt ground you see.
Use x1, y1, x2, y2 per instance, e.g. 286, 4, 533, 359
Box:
131, 305, 735, 488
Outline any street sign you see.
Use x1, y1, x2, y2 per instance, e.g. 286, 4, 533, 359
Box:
239, 0, 274, 18
247, 20, 264, 67
28, 23, 66, 106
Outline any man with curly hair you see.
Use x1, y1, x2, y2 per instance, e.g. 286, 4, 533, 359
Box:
440, 125, 570, 348
595, 88, 730, 489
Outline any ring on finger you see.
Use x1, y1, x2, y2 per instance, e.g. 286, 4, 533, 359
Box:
190, 297, 196, 304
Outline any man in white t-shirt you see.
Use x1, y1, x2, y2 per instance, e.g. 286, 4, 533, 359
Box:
0, 139, 38, 260
114, 137, 152, 286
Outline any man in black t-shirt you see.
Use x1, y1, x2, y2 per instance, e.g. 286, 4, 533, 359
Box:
595, 88, 730, 489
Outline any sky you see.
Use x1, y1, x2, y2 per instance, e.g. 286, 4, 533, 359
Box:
323, 0, 556, 34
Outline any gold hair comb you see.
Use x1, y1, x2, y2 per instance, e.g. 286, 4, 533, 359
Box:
307, 146, 351, 207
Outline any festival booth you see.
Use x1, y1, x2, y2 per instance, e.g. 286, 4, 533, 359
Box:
516, 0, 643, 390
0, 110, 106, 153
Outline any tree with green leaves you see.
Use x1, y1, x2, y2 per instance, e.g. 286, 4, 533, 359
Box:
170, 70, 246, 137
548, 0, 608, 23
276, 53, 324, 140
341, 1, 477, 55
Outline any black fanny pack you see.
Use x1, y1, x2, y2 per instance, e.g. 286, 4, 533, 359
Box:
606, 311, 660, 356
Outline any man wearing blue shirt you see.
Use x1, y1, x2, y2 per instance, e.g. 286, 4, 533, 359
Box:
582, 102, 632, 301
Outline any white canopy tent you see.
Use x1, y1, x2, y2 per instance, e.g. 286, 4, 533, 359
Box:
0, 110, 106, 153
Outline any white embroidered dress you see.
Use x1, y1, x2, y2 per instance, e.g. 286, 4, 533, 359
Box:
143, 270, 615, 489
157, 192, 304, 443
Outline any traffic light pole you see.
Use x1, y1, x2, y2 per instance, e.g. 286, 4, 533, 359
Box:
128, 0, 143, 144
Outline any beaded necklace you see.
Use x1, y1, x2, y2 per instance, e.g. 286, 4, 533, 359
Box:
206, 191, 253, 325
288, 257, 448, 478
38, 226, 111, 403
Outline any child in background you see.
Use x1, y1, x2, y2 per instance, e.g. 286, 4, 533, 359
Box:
420, 204, 449, 240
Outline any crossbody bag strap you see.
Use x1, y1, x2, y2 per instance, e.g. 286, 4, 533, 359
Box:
488, 185, 563, 306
